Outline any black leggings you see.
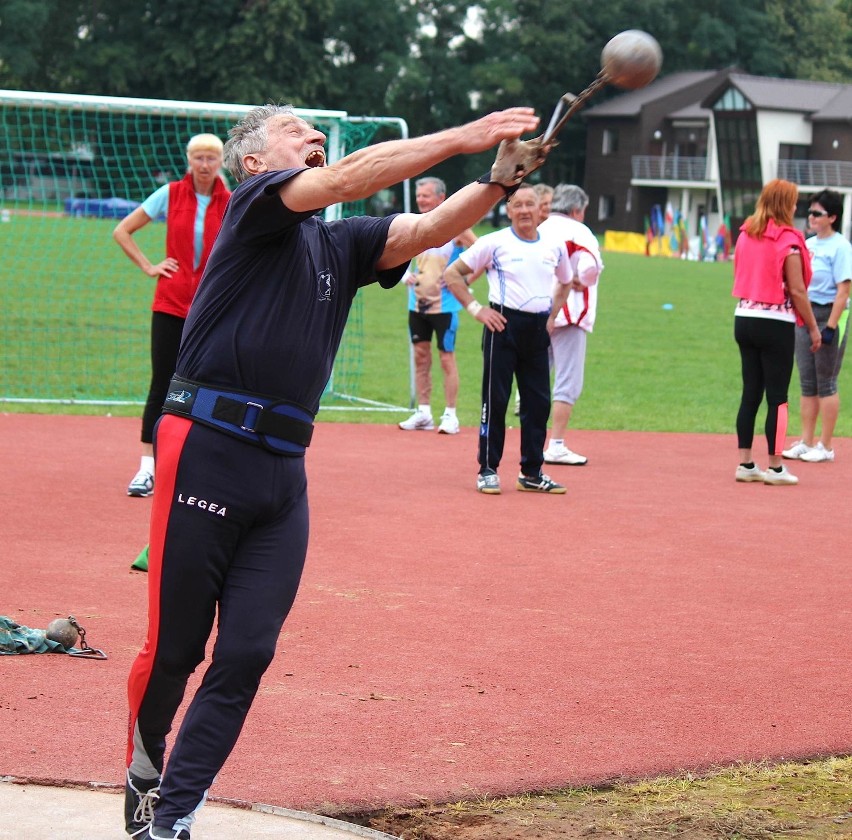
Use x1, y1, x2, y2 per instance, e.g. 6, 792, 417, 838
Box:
735, 315, 795, 454
141, 312, 185, 444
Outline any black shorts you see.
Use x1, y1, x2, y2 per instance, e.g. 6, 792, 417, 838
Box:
408, 310, 459, 353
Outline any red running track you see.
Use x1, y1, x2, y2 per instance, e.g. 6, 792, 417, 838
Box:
1, 414, 850, 813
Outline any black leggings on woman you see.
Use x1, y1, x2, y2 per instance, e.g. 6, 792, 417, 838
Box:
141, 312, 185, 444
735, 315, 795, 454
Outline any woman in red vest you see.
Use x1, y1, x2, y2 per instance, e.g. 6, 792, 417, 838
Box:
114, 134, 231, 498
731, 179, 820, 486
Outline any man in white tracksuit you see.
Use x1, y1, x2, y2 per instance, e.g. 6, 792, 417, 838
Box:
539, 184, 603, 466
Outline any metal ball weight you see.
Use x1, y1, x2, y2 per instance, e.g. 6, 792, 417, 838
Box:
601, 30, 663, 90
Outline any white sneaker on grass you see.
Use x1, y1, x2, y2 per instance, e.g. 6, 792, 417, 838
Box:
781, 440, 814, 460
399, 410, 434, 431
764, 465, 798, 485
799, 442, 834, 462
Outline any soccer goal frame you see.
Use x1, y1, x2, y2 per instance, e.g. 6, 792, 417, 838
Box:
0, 89, 411, 413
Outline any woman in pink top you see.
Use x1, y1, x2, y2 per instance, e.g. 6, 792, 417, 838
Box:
732, 179, 821, 486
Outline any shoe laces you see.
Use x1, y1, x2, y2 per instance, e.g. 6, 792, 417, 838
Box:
132, 784, 160, 826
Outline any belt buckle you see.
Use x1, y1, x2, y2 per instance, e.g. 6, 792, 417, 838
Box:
240, 401, 265, 433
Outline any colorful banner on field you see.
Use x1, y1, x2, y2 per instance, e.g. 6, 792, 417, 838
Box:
604, 230, 673, 256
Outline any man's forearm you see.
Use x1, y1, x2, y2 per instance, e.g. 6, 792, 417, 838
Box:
415, 182, 503, 249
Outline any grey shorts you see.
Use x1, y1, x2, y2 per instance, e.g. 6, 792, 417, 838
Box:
549, 325, 587, 404
794, 303, 848, 397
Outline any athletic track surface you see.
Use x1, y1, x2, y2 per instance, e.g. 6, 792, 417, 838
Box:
1, 414, 850, 815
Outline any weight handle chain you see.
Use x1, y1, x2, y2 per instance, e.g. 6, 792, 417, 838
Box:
67, 615, 108, 660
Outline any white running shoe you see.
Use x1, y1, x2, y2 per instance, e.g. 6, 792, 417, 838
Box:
764, 465, 799, 485
398, 410, 434, 431
437, 413, 460, 435
127, 470, 154, 497
781, 440, 814, 460
799, 442, 834, 463
544, 444, 587, 466
735, 463, 765, 483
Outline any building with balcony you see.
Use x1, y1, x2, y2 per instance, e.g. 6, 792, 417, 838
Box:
583, 68, 852, 245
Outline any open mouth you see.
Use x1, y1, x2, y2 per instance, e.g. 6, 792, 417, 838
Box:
305, 149, 326, 168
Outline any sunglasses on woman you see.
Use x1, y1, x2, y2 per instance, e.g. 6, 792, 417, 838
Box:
807, 209, 828, 217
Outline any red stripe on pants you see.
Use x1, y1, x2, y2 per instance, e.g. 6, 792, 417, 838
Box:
126, 415, 192, 767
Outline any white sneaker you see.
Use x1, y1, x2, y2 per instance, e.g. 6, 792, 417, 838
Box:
781, 440, 815, 460
735, 463, 765, 482
764, 465, 799, 485
127, 470, 154, 497
437, 413, 460, 435
544, 444, 587, 466
399, 410, 434, 431
799, 442, 835, 463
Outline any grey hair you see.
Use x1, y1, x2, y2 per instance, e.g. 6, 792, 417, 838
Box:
551, 184, 589, 215
415, 176, 447, 197
533, 183, 554, 198
224, 103, 297, 183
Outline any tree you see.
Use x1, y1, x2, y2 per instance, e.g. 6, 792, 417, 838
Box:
0, 0, 337, 105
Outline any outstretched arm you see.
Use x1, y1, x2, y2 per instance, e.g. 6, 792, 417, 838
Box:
278, 108, 541, 213
377, 181, 503, 270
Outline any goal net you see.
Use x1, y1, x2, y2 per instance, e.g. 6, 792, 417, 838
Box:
0, 89, 409, 411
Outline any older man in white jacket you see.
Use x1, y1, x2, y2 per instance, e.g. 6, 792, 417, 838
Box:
539, 184, 603, 466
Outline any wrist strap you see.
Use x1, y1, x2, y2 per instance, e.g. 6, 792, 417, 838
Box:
466, 300, 483, 318
477, 171, 520, 198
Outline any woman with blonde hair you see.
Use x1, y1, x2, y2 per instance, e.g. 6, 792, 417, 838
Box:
114, 134, 231, 498
731, 179, 821, 485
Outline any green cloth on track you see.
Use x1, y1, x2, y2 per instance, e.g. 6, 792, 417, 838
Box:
0, 616, 79, 654
131, 544, 149, 572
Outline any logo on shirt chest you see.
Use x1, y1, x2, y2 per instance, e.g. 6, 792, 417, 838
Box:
317, 269, 335, 302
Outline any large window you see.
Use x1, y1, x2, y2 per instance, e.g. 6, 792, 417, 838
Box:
711, 87, 761, 227
715, 115, 760, 183
602, 128, 619, 156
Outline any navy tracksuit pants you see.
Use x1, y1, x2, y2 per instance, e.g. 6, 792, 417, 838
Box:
478, 306, 552, 476
127, 415, 309, 833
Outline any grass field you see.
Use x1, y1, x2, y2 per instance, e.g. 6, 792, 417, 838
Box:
2, 213, 849, 438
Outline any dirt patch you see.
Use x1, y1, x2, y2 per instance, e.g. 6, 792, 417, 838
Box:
345, 758, 852, 839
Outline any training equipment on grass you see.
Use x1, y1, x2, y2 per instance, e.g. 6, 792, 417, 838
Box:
0, 89, 410, 411
542, 30, 662, 146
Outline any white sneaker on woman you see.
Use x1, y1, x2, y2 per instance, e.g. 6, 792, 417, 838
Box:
764, 465, 798, 485
800, 442, 834, 462
781, 440, 814, 460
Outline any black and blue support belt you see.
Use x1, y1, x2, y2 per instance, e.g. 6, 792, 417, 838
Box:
163, 376, 314, 455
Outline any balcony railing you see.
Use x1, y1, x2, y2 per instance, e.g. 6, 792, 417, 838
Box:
631, 156, 710, 182
777, 159, 852, 188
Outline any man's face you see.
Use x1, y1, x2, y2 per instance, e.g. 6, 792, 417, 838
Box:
251, 116, 327, 173
415, 183, 444, 213
507, 187, 541, 236
538, 193, 552, 219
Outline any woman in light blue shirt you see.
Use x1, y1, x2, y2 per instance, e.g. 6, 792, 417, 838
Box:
784, 189, 852, 463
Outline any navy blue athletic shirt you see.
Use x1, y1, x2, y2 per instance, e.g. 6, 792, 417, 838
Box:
176, 169, 405, 414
